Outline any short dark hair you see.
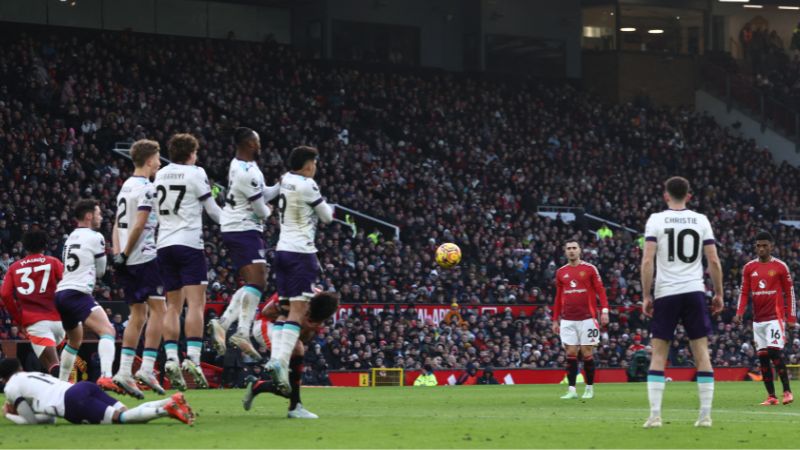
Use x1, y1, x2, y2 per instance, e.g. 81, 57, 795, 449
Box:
22, 230, 47, 254
755, 230, 774, 242
308, 291, 339, 322
73, 198, 99, 220
0, 358, 21, 381
130, 139, 160, 167
167, 133, 199, 163
234, 127, 256, 147
289, 146, 319, 171
564, 240, 580, 248
664, 176, 690, 201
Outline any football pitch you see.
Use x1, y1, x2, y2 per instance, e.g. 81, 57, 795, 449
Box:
1, 382, 798, 448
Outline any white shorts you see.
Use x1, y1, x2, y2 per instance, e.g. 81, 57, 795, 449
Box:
26, 320, 65, 357
560, 318, 600, 346
754, 319, 785, 350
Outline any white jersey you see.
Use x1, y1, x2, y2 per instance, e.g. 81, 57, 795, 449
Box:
3, 372, 72, 417
154, 163, 213, 250
115, 176, 158, 265
644, 209, 715, 298
56, 227, 106, 294
276, 172, 325, 254
221, 158, 266, 233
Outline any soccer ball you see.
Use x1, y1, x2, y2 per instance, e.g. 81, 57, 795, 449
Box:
435, 243, 462, 268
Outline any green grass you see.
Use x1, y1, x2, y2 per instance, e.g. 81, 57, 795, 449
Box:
1, 382, 798, 448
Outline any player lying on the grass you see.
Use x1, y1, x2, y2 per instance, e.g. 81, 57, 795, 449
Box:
0, 358, 194, 425
734, 230, 796, 406
242, 291, 339, 419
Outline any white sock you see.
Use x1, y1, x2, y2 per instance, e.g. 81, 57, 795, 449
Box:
186, 342, 202, 365
59, 345, 78, 382
119, 402, 167, 424
102, 406, 116, 424
268, 322, 284, 362
585, 384, 593, 392
237, 286, 262, 336
118, 348, 135, 377
276, 321, 300, 366
98, 334, 116, 378
568, 385, 576, 393
219, 289, 244, 330
140, 348, 158, 373
697, 372, 714, 417
165, 341, 179, 363
647, 371, 666, 418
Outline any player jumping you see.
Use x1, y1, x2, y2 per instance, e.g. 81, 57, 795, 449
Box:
641, 176, 723, 428
552, 240, 609, 399
262, 146, 334, 396
242, 291, 339, 418
734, 230, 796, 405
155, 133, 222, 390
54, 199, 122, 394
0, 358, 194, 425
208, 127, 272, 360
111, 139, 167, 398
0, 230, 64, 376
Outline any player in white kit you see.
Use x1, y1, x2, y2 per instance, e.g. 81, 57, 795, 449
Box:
0, 358, 194, 425
54, 199, 122, 395
208, 128, 272, 360
110, 139, 166, 398
155, 133, 222, 390
640, 177, 723, 429
262, 145, 334, 395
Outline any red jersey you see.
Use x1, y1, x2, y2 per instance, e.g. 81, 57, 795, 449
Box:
553, 261, 609, 321
0, 254, 64, 327
737, 258, 796, 324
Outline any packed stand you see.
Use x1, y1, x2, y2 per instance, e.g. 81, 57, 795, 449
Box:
0, 25, 799, 378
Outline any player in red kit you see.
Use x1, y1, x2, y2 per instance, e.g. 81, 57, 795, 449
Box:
552, 240, 609, 399
0, 230, 65, 375
734, 231, 797, 405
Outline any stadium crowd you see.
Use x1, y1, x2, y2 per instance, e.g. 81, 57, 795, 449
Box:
2, 25, 800, 381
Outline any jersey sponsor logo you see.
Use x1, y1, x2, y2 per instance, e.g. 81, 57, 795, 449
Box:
570, 280, 577, 288
758, 280, 767, 289
753, 290, 778, 296
563, 289, 588, 294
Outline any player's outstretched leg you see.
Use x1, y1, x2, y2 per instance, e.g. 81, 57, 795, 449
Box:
768, 348, 793, 404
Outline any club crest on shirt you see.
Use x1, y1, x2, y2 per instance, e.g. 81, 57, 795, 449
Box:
768, 270, 776, 277
579, 271, 586, 278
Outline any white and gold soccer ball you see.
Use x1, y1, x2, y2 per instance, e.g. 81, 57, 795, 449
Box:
435, 243, 462, 269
